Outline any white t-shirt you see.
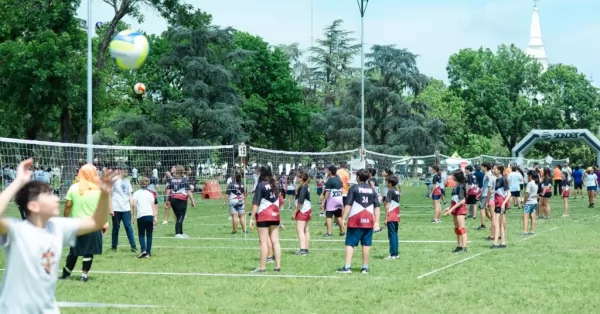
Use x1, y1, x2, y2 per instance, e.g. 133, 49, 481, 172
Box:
152, 169, 158, 178
226, 177, 233, 185
508, 172, 523, 192
133, 189, 156, 219
0, 217, 78, 313
112, 178, 133, 212
585, 173, 598, 187
525, 181, 538, 204
132, 168, 138, 179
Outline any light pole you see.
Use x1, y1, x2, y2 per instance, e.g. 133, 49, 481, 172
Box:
86, 0, 93, 163
357, 0, 368, 158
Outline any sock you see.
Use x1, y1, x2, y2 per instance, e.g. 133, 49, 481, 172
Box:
344, 264, 351, 269
362, 264, 368, 269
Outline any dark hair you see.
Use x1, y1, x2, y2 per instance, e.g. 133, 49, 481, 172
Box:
557, 164, 562, 170
527, 170, 540, 184
495, 164, 505, 176
543, 167, 552, 180
259, 166, 279, 196
235, 173, 242, 183
511, 165, 517, 171
138, 177, 150, 188
574, 166, 580, 171
15, 181, 54, 217
465, 165, 473, 172
385, 169, 394, 175
356, 169, 370, 183
328, 165, 337, 175
369, 168, 376, 176
453, 169, 466, 186
431, 165, 440, 173
386, 175, 398, 187
297, 170, 310, 185
481, 162, 491, 171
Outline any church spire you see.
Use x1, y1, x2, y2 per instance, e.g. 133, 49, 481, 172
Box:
526, 0, 548, 72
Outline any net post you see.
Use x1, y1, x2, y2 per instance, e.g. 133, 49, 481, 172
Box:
435, 150, 440, 167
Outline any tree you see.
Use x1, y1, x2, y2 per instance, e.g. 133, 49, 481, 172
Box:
447, 44, 545, 152
159, 25, 248, 145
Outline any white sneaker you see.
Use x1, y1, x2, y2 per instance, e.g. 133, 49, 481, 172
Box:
162, 220, 168, 225
385, 255, 399, 260
181, 234, 190, 238
228, 216, 232, 221
174, 234, 185, 239
562, 214, 569, 217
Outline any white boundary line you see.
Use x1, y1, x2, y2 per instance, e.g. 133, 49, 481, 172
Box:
57, 301, 168, 308
118, 236, 466, 243
105, 245, 345, 251
416, 227, 559, 279
78, 270, 341, 279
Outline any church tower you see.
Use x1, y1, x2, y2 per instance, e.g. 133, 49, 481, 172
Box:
526, 0, 547, 104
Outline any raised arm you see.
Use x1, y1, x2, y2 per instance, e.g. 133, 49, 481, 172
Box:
0, 159, 33, 235
76, 170, 117, 236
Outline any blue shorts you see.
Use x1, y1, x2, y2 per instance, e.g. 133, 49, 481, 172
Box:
317, 188, 323, 196
432, 195, 441, 201
345, 228, 373, 247
523, 203, 537, 214
587, 186, 596, 191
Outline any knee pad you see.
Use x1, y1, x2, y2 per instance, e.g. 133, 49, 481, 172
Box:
454, 228, 460, 235
458, 227, 467, 235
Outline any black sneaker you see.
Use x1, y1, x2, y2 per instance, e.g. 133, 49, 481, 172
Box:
79, 275, 88, 282
138, 252, 148, 259
499, 244, 507, 249
58, 273, 70, 280
266, 256, 274, 263
336, 267, 352, 274
231, 231, 237, 235
467, 215, 472, 219
324, 233, 332, 238
451, 247, 464, 253
491, 245, 499, 249
131, 248, 137, 253
477, 225, 486, 230
361, 268, 369, 274
273, 268, 281, 272
339, 232, 346, 236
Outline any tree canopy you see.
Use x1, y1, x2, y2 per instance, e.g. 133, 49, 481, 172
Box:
0, 3, 598, 164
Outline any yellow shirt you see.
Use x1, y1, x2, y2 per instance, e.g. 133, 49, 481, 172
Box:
65, 183, 102, 218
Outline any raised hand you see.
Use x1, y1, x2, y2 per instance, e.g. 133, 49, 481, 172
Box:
15, 158, 33, 185
99, 170, 118, 193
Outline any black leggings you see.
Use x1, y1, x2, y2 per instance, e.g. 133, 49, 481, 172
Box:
554, 179, 562, 195
62, 248, 93, 277
171, 198, 188, 235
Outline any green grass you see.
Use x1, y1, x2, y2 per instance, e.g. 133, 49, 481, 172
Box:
1, 186, 599, 313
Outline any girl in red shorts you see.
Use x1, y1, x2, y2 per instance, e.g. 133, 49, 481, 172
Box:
292, 170, 311, 256
444, 169, 468, 253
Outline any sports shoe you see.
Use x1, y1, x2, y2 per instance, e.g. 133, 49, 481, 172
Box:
58, 273, 70, 280
251, 268, 266, 273
181, 234, 190, 238
324, 233, 332, 238
319, 213, 325, 217
339, 232, 346, 236
499, 244, 507, 249
451, 247, 464, 253
476, 225, 486, 230
385, 255, 399, 260
162, 220, 168, 225
336, 267, 352, 274
79, 275, 88, 282
138, 252, 148, 259
228, 216, 232, 221
131, 248, 137, 253
295, 249, 308, 256
266, 256, 275, 263
273, 268, 281, 272
174, 234, 185, 239
361, 268, 369, 274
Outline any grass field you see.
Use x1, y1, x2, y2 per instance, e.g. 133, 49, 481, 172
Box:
1, 185, 598, 313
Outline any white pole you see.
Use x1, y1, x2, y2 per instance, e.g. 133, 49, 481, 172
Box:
360, 13, 365, 152
86, 0, 93, 163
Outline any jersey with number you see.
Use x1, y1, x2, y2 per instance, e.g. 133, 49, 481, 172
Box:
346, 183, 380, 228
295, 185, 312, 221
226, 183, 245, 201
385, 187, 400, 222
168, 177, 190, 201
325, 176, 344, 211
467, 173, 479, 196
252, 181, 280, 222
493, 176, 509, 208
0, 217, 79, 313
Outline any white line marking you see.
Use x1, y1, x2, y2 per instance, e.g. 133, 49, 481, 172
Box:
105, 245, 345, 251
417, 227, 560, 279
118, 236, 464, 243
57, 302, 168, 308
76, 270, 341, 279
417, 253, 486, 279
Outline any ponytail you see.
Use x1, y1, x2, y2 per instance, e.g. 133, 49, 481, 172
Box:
269, 177, 279, 196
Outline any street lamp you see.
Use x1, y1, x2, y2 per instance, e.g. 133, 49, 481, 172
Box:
357, 0, 369, 158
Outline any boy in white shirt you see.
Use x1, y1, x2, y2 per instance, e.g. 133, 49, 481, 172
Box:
110, 166, 137, 252
132, 177, 158, 258
0, 158, 114, 313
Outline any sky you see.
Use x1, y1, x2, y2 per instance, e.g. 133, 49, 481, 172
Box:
77, 0, 600, 84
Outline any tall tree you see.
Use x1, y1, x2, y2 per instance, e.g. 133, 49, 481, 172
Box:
447, 44, 545, 152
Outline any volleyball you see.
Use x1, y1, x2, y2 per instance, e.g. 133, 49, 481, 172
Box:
109, 30, 149, 70
134, 83, 146, 95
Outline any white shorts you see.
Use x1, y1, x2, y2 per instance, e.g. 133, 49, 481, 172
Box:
229, 199, 245, 214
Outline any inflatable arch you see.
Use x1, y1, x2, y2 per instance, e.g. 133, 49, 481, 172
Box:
512, 129, 600, 166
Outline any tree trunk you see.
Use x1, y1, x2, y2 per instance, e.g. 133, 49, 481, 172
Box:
60, 104, 70, 143
93, 0, 130, 89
